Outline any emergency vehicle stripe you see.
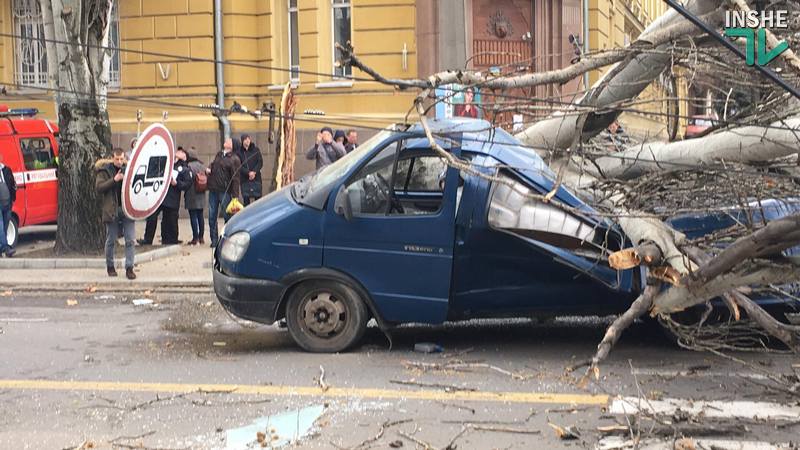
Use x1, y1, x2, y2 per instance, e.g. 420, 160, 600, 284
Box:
12, 168, 57, 186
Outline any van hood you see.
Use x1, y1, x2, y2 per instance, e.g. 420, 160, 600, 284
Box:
223, 187, 297, 236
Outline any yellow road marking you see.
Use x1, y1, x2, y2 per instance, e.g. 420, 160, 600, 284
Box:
0, 379, 608, 405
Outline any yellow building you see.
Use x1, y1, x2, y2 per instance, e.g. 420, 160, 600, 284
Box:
0, 0, 676, 175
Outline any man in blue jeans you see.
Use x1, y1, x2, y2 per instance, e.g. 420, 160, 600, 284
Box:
95, 148, 136, 279
206, 138, 241, 247
0, 152, 17, 258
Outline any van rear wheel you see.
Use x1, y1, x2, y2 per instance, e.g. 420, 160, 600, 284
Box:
285, 280, 368, 353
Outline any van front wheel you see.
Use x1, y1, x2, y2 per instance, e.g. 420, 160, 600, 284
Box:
285, 280, 368, 353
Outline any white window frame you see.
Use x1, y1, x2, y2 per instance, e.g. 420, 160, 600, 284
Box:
108, 2, 121, 90
331, 0, 352, 78
288, 0, 300, 82
13, 0, 48, 88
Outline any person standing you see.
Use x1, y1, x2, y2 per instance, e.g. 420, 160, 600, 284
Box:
159, 147, 193, 245
236, 134, 263, 206
0, 152, 17, 258
185, 147, 207, 245
305, 127, 346, 170
334, 129, 347, 146
207, 138, 241, 248
95, 148, 136, 279
345, 129, 358, 153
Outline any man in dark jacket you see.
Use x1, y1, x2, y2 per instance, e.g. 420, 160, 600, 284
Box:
206, 138, 241, 247
305, 126, 346, 169
236, 134, 263, 206
150, 147, 193, 245
0, 152, 17, 257
95, 148, 136, 279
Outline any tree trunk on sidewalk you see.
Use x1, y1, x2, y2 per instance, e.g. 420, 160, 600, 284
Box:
42, 0, 114, 254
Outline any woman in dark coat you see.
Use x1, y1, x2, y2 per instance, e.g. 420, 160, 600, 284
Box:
236, 134, 263, 206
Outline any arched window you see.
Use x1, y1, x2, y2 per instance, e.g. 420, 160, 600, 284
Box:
12, 0, 121, 89
13, 0, 48, 87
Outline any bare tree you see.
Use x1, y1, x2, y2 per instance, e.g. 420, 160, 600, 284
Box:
41, 0, 114, 254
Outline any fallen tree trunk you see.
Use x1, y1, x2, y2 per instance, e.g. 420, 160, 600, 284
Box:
594, 117, 800, 179
516, 0, 723, 152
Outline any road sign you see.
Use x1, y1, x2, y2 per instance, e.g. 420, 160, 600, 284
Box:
122, 123, 175, 220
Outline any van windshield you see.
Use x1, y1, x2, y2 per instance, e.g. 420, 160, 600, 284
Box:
296, 129, 393, 205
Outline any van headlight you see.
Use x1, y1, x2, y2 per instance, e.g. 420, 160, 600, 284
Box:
220, 232, 250, 262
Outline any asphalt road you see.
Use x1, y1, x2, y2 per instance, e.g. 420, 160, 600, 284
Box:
1, 293, 798, 449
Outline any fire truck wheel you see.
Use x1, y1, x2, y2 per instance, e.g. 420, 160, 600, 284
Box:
6, 215, 18, 248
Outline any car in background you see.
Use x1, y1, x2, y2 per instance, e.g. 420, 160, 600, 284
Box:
0, 106, 60, 248
684, 114, 717, 139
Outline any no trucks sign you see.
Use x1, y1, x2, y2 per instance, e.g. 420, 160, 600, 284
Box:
122, 123, 175, 220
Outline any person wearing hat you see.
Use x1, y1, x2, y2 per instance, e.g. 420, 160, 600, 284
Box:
235, 134, 263, 206
305, 126, 346, 170
333, 129, 346, 146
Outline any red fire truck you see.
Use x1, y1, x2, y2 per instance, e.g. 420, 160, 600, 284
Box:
0, 105, 59, 248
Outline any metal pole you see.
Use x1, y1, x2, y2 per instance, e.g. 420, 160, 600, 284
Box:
662, 0, 800, 100
214, 0, 231, 142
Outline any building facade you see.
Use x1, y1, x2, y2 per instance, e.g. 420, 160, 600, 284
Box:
0, 0, 675, 179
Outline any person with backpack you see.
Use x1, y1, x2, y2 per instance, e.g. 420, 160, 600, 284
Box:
185, 147, 207, 245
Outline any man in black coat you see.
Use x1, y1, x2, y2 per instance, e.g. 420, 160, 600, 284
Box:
0, 152, 17, 257
141, 147, 193, 245
236, 134, 263, 206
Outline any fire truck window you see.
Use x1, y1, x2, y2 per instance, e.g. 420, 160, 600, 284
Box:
20, 138, 56, 170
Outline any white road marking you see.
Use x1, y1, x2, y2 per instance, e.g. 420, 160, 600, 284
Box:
0, 317, 49, 323
598, 437, 793, 450
610, 396, 800, 421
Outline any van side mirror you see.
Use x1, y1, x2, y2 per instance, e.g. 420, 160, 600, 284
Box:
334, 185, 353, 221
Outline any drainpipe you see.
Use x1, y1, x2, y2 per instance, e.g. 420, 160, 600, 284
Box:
213, 0, 230, 142
583, 0, 590, 90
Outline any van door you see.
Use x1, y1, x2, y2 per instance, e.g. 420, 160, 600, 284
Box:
0, 139, 27, 226
16, 136, 58, 224
323, 141, 459, 324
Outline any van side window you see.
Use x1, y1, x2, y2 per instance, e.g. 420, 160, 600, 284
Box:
19, 137, 56, 170
344, 142, 398, 215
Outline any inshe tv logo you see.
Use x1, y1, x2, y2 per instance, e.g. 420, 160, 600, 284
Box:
724, 10, 790, 66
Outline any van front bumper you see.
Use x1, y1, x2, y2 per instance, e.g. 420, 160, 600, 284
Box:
212, 266, 285, 324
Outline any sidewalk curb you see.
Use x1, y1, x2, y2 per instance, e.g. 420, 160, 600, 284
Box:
0, 281, 213, 295
0, 245, 182, 270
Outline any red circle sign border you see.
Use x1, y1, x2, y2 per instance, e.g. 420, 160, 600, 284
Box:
122, 124, 175, 220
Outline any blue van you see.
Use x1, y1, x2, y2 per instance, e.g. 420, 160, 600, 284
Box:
213, 118, 798, 352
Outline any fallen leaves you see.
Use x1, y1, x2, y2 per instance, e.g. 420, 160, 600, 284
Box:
66, 299, 78, 307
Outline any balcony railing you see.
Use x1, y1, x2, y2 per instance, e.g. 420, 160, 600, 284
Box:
471, 39, 530, 69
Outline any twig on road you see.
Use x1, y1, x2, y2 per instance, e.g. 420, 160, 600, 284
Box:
468, 424, 542, 435
398, 430, 438, 450
109, 431, 157, 443
403, 360, 532, 380
435, 401, 476, 414
390, 379, 477, 392
318, 365, 330, 392
347, 418, 412, 449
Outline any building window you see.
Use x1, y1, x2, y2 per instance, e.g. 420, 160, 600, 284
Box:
332, 0, 351, 77
13, 0, 48, 87
288, 0, 300, 82
109, 2, 121, 89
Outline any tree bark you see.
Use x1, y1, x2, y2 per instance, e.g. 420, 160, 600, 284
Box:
42, 0, 114, 254
594, 117, 800, 179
